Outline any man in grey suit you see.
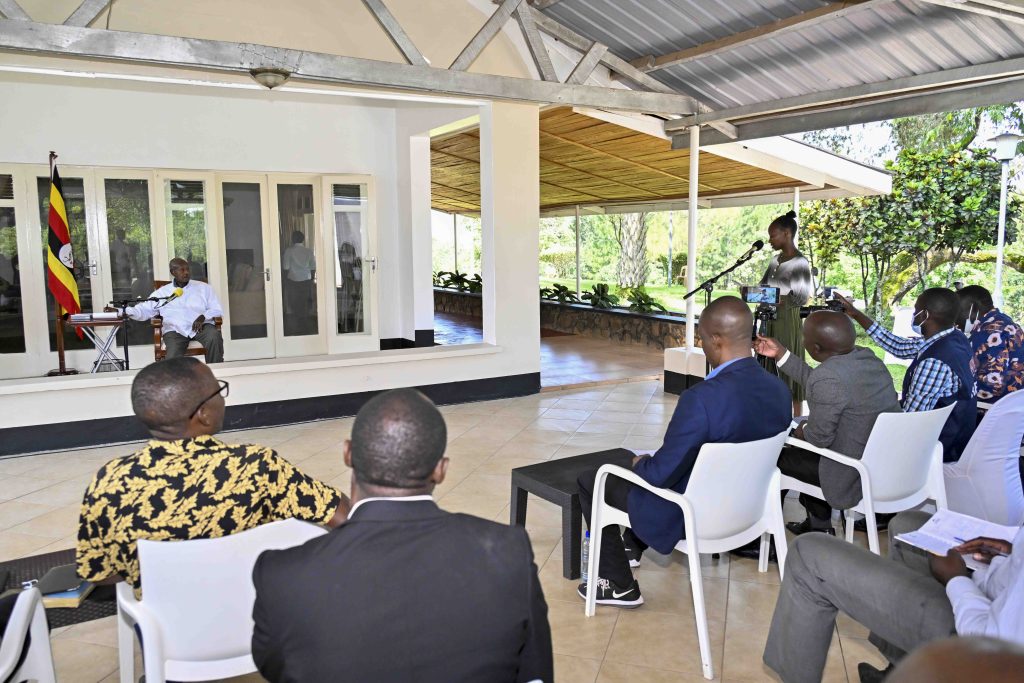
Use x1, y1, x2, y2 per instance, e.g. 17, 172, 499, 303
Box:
755, 310, 902, 535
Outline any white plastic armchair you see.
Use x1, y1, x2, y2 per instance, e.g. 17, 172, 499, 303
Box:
0, 587, 55, 683
781, 404, 953, 555
116, 518, 327, 683
945, 390, 1024, 525
584, 429, 790, 681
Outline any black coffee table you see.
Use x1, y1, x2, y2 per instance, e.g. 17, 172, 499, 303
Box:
510, 448, 635, 580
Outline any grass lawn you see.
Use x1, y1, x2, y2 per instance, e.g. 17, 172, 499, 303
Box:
540, 277, 908, 389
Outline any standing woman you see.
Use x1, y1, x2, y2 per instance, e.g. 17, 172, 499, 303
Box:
761, 210, 813, 416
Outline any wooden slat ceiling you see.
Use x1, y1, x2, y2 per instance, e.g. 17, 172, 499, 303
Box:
431, 107, 803, 214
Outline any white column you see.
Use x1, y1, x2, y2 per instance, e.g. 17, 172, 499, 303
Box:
575, 204, 581, 296
793, 186, 800, 218
684, 125, 700, 349
479, 102, 541, 374
408, 135, 435, 340
995, 160, 1009, 307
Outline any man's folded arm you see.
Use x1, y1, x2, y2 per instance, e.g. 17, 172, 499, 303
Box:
633, 393, 709, 489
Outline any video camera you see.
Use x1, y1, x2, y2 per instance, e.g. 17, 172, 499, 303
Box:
800, 286, 847, 318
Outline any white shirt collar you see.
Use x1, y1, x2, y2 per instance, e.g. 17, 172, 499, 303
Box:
348, 494, 434, 517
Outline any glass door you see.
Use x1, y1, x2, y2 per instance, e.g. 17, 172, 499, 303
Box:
0, 170, 29, 378
215, 177, 276, 361
324, 177, 378, 353
269, 176, 327, 357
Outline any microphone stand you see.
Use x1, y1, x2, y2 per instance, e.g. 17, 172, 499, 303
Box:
107, 295, 174, 370
681, 247, 762, 373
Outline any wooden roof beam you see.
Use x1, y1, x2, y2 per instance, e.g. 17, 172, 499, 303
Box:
917, 0, 1024, 25
0, 0, 29, 20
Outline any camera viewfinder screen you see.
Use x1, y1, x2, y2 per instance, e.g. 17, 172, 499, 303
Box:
743, 286, 780, 305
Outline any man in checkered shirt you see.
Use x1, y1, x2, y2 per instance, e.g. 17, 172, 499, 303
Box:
834, 288, 977, 464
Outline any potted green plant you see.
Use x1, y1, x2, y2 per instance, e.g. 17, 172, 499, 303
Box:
540, 283, 581, 304
626, 287, 667, 313
581, 283, 619, 309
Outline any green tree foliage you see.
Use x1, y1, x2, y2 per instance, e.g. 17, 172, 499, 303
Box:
891, 104, 1024, 154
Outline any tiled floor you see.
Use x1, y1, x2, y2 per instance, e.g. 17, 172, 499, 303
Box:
434, 312, 666, 388
0, 379, 889, 682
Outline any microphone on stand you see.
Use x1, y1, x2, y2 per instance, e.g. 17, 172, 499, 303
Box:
738, 239, 765, 261
156, 288, 184, 307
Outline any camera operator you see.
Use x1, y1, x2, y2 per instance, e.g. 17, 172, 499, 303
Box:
753, 311, 901, 537
834, 289, 976, 464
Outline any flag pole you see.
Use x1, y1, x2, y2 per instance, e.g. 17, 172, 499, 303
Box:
47, 151, 72, 376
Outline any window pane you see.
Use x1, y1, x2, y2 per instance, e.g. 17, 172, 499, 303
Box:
222, 182, 268, 340
0, 174, 12, 200
166, 180, 209, 282
277, 184, 318, 337
332, 185, 365, 334
0, 206, 25, 354
105, 179, 154, 345
38, 176, 93, 351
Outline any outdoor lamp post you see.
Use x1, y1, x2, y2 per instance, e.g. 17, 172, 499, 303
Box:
989, 132, 1022, 307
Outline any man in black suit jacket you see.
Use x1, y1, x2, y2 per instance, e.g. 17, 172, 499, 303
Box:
251, 389, 553, 683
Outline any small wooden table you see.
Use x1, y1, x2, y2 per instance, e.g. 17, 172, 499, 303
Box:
510, 448, 635, 580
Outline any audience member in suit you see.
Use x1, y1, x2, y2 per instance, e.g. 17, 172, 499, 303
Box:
886, 636, 1024, 683
835, 288, 976, 463
251, 389, 553, 683
76, 357, 348, 591
575, 296, 792, 607
763, 510, 1024, 683
754, 311, 902, 536
956, 285, 1024, 404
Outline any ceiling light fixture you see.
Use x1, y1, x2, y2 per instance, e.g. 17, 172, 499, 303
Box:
249, 67, 291, 90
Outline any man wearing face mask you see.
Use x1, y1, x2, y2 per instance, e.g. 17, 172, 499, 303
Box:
956, 285, 1024, 403
834, 289, 976, 463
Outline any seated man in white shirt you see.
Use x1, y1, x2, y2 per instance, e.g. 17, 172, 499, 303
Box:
763, 510, 1024, 683
128, 257, 225, 363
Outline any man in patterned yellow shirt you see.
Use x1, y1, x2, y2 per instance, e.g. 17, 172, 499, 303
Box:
76, 356, 349, 589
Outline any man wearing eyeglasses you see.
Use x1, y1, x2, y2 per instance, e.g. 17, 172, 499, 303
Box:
75, 357, 349, 591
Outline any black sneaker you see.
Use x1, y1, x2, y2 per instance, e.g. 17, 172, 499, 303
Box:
577, 577, 644, 608
786, 518, 836, 536
623, 542, 643, 568
857, 662, 893, 683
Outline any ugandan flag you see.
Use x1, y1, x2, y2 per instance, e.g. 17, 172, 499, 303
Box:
46, 166, 83, 334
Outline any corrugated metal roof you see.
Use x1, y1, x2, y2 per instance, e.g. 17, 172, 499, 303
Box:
542, 0, 1024, 111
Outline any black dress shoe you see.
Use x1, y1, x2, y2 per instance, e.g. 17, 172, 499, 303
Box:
786, 518, 836, 536
729, 537, 777, 563
857, 662, 893, 683
852, 513, 896, 533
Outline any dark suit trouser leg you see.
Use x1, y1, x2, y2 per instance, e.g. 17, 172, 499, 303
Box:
161, 331, 190, 359
192, 324, 224, 363
577, 465, 635, 587
777, 445, 833, 525
763, 511, 954, 683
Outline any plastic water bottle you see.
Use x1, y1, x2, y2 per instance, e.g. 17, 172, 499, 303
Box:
581, 530, 590, 583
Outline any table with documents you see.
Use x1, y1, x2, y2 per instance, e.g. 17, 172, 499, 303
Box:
65, 312, 128, 373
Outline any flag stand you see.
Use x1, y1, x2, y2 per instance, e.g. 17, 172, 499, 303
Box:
44, 151, 79, 377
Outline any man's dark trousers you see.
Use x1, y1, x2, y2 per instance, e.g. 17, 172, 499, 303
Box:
577, 465, 646, 586
777, 445, 833, 524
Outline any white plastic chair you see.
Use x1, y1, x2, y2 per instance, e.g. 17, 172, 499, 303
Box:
0, 587, 56, 683
584, 429, 790, 681
945, 391, 1024, 526
116, 518, 327, 683
782, 404, 953, 555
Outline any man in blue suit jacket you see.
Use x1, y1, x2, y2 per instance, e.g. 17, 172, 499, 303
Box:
577, 296, 792, 607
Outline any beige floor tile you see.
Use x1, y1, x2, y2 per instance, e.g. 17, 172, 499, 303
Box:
725, 580, 782, 629
7, 504, 80, 539
517, 428, 574, 446
54, 614, 119, 648
728, 555, 783, 586
50, 639, 120, 683
16, 479, 91, 506
0, 499, 57, 530
547, 597, 620, 657
836, 611, 871, 639
0, 456, 46, 477
598, 400, 647, 414
0, 475, 60, 501
554, 654, 602, 683
530, 418, 587, 433
0, 530, 58, 562
604, 608, 725, 677
597, 660, 710, 682
633, 569, 729, 622
576, 421, 633, 436
493, 441, 562, 460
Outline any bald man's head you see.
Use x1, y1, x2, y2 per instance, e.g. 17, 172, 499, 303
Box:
888, 637, 1024, 683
698, 296, 754, 367
803, 311, 856, 362
169, 257, 191, 286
